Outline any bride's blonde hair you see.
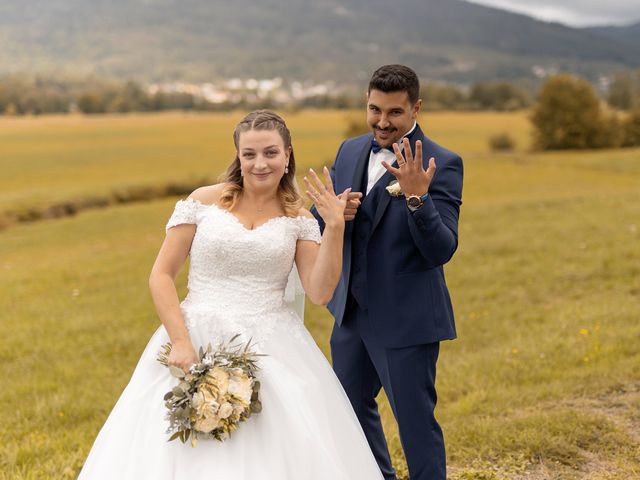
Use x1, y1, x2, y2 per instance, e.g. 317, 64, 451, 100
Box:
219, 110, 302, 217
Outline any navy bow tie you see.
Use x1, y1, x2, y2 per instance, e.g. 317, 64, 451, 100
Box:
371, 138, 395, 154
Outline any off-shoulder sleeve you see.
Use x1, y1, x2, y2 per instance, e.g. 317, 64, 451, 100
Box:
297, 216, 322, 244
165, 198, 199, 231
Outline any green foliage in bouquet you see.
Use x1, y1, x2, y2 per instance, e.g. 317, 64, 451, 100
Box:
157, 335, 263, 447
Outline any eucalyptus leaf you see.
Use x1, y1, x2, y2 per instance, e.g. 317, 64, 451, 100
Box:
169, 365, 186, 378
172, 386, 185, 397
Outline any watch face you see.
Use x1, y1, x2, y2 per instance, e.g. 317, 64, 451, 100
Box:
407, 196, 421, 207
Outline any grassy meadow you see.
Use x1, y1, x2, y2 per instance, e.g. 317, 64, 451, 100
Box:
0, 111, 639, 479
0, 111, 347, 213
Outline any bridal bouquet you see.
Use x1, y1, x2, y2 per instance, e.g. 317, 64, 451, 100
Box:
157, 335, 263, 447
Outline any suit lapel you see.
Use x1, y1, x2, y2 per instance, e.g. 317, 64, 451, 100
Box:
370, 125, 425, 233
352, 137, 372, 194
342, 137, 372, 238
370, 168, 395, 232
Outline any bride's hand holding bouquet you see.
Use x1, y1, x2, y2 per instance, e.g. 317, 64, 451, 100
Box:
167, 337, 199, 372
157, 336, 263, 447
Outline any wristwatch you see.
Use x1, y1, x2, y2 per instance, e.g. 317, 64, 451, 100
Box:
406, 192, 429, 212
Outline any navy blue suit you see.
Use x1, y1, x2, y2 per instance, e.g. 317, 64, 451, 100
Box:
313, 125, 463, 480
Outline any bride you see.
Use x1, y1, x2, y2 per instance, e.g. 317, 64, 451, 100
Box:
77, 110, 384, 479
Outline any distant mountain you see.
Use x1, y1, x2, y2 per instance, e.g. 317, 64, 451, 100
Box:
584, 22, 640, 45
1, 0, 639, 84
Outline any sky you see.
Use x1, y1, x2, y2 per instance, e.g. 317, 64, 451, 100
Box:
466, 0, 640, 27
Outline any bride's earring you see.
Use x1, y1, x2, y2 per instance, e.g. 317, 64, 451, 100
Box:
285, 165, 289, 174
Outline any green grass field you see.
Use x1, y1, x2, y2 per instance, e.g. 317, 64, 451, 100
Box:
1, 111, 639, 479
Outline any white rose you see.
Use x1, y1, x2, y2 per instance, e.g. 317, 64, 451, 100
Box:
203, 401, 219, 417
228, 376, 253, 405
206, 367, 229, 394
218, 402, 234, 419
194, 415, 220, 433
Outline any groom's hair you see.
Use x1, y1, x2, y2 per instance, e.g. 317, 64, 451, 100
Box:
368, 65, 420, 105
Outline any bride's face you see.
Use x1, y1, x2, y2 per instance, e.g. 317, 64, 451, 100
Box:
238, 129, 290, 192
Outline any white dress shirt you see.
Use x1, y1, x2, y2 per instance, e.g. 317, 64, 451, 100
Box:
366, 122, 417, 194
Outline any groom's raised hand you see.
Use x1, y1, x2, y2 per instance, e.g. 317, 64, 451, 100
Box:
381, 138, 436, 197
341, 191, 362, 221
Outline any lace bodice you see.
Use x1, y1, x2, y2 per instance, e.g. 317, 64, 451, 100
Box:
165, 198, 321, 343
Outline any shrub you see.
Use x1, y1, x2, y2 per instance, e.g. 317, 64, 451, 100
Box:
489, 132, 516, 151
77, 93, 106, 114
531, 75, 613, 150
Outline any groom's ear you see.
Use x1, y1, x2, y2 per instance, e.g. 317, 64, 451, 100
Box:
412, 99, 422, 118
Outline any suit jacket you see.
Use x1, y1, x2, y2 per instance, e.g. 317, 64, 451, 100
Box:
314, 124, 463, 347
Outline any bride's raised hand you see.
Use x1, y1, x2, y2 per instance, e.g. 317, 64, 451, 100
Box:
167, 339, 199, 373
304, 167, 351, 229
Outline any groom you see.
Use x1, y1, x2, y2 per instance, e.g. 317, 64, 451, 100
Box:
313, 65, 463, 480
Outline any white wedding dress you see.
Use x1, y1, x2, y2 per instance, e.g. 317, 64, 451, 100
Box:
78, 198, 384, 480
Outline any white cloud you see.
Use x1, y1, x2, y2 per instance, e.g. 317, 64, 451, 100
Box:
466, 0, 640, 27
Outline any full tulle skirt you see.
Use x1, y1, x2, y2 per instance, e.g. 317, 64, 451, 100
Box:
78, 311, 384, 479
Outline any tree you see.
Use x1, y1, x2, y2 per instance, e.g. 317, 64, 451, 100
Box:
622, 108, 640, 147
531, 74, 611, 150
607, 71, 636, 110
421, 83, 466, 111
469, 82, 531, 111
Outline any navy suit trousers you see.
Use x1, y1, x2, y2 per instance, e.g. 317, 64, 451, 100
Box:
330, 302, 445, 480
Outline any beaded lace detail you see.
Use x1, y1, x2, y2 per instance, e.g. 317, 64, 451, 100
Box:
165, 198, 321, 345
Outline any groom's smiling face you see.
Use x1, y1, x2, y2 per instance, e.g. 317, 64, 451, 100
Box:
366, 89, 421, 148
